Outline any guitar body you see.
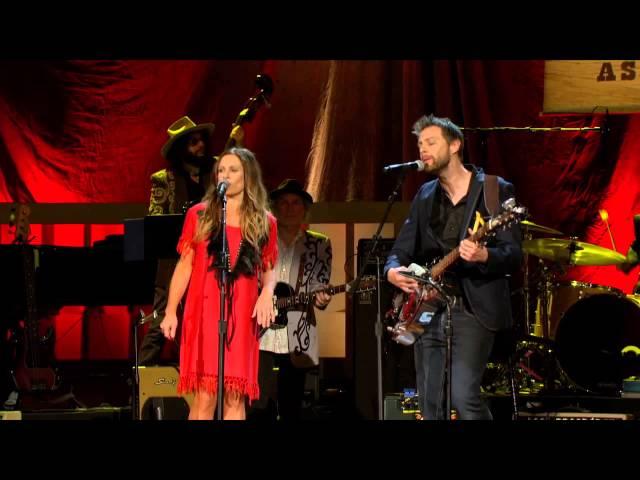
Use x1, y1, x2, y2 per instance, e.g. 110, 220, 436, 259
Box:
9, 206, 57, 394
259, 276, 377, 339
14, 365, 57, 393
401, 284, 445, 323
273, 282, 297, 328
13, 316, 57, 392
387, 282, 446, 346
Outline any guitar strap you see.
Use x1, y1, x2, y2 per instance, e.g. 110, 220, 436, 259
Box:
483, 174, 500, 216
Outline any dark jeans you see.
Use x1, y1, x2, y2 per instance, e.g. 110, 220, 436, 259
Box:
250, 350, 309, 421
414, 297, 495, 420
139, 258, 178, 366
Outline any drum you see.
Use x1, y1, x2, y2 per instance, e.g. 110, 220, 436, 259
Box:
545, 281, 623, 340
554, 292, 640, 393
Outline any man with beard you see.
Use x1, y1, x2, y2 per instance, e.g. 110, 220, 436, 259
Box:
140, 116, 243, 365
384, 114, 522, 420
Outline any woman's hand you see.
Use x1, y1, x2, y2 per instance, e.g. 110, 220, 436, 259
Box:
160, 311, 179, 340
252, 290, 276, 328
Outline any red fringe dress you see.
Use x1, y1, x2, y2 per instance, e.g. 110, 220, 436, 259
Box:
176, 202, 278, 400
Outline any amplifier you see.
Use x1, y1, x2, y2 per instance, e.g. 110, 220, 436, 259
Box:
137, 366, 194, 420
383, 392, 420, 420
0, 411, 22, 420
519, 411, 633, 421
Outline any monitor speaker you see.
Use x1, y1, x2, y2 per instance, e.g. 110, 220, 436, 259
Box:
137, 366, 194, 420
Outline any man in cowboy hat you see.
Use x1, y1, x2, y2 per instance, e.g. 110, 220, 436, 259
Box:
250, 179, 333, 421
139, 116, 244, 366
149, 115, 215, 215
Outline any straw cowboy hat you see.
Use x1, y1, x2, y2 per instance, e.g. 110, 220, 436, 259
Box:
161, 116, 215, 160
269, 179, 314, 205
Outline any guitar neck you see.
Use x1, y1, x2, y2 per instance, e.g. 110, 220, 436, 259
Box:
429, 224, 489, 279
275, 284, 347, 309
430, 247, 461, 279
21, 245, 40, 367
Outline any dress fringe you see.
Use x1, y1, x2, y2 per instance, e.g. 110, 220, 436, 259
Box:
178, 373, 260, 401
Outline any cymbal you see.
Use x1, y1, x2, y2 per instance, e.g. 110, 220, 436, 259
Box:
521, 220, 563, 235
522, 238, 626, 266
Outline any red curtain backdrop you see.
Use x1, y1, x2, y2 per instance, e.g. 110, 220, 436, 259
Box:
3, 60, 640, 357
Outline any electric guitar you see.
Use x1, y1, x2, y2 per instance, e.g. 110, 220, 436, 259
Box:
259, 275, 377, 338
386, 198, 527, 346
10, 204, 57, 392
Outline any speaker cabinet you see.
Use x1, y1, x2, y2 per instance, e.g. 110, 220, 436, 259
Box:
353, 239, 416, 419
0, 411, 21, 420
137, 366, 194, 420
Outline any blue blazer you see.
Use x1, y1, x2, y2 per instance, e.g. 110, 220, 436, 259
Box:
384, 166, 522, 331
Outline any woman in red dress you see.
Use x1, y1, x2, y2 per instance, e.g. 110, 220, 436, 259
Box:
160, 147, 278, 420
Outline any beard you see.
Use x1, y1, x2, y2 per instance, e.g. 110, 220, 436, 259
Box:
424, 153, 450, 175
183, 153, 212, 172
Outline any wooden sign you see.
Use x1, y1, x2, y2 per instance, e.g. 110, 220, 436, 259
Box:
544, 60, 640, 113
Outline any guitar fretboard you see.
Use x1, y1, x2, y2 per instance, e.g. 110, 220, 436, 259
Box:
275, 284, 348, 309
429, 223, 490, 279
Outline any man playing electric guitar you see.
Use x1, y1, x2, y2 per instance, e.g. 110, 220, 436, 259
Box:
384, 115, 522, 420
251, 179, 332, 421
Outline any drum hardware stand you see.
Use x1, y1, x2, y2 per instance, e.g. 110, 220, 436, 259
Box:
523, 227, 532, 336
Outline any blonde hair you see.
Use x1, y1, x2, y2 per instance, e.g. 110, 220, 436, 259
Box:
195, 148, 270, 250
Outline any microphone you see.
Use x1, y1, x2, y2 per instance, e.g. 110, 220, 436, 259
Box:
383, 160, 425, 174
139, 309, 157, 326
216, 180, 230, 199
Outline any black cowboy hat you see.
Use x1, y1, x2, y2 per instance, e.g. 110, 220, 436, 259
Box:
161, 116, 215, 160
269, 179, 313, 205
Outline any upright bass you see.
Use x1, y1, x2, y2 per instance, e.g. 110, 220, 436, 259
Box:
223, 73, 274, 151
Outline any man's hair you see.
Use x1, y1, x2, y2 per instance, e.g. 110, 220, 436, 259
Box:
412, 114, 464, 158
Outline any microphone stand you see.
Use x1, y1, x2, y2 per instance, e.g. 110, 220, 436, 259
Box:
424, 279, 455, 420
215, 195, 230, 421
132, 312, 141, 420
399, 271, 455, 420
133, 309, 157, 420
352, 169, 408, 420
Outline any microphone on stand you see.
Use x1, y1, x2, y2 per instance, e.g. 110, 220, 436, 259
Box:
216, 180, 230, 199
383, 160, 425, 174
139, 309, 157, 326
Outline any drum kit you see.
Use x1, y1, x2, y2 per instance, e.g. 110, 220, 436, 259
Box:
485, 219, 640, 396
